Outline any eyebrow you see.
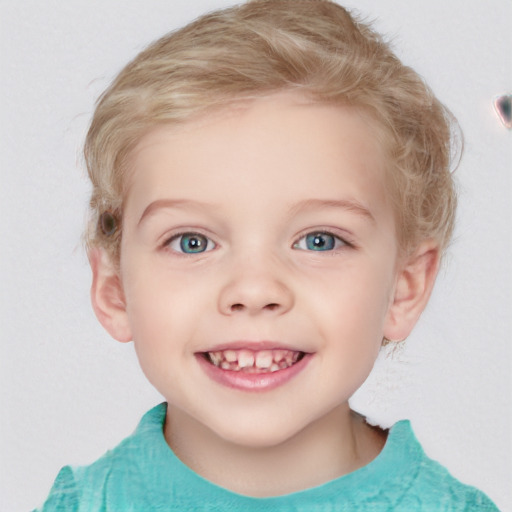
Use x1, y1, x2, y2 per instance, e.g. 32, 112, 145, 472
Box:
137, 199, 215, 226
288, 198, 375, 222
138, 197, 375, 226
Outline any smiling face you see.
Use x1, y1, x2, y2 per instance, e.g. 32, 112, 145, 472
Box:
91, 93, 437, 451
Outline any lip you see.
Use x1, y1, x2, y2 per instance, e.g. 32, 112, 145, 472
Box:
200, 340, 299, 352
196, 350, 312, 392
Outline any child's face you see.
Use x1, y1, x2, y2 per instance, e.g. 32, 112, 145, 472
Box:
110, 93, 406, 447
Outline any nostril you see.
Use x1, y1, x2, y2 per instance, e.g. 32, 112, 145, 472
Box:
229, 302, 280, 312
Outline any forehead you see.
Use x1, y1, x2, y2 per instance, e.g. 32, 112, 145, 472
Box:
124, 93, 391, 224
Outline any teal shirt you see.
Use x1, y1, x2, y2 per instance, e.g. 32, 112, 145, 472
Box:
36, 403, 499, 511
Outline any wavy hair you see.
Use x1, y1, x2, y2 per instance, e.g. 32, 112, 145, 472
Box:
84, 0, 460, 261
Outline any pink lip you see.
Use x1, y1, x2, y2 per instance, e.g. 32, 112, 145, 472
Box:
201, 340, 298, 352
196, 351, 312, 392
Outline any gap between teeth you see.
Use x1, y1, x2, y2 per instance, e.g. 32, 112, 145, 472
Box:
207, 349, 302, 373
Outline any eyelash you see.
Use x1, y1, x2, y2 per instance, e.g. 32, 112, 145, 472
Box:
164, 231, 216, 255
163, 229, 351, 255
293, 231, 351, 252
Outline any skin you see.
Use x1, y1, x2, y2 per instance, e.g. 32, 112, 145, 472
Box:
90, 92, 440, 497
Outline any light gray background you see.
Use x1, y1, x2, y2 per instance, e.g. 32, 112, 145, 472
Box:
1, 1, 510, 510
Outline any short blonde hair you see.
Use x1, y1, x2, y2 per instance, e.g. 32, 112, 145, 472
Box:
85, 0, 459, 261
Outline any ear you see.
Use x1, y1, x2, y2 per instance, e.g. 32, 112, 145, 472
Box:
383, 240, 440, 342
89, 248, 132, 343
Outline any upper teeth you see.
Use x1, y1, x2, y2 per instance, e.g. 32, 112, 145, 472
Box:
207, 349, 301, 373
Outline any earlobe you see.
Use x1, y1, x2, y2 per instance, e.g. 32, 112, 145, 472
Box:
89, 248, 132, 343
384, 241, 440, 342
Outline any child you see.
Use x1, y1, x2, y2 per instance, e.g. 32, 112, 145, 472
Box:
37, 0, 499, 510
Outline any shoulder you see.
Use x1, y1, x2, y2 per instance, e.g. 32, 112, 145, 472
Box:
387, 421, 499, 511
403, 456, 499, 511
35, 403, 168, 512
32, 466, 80, 512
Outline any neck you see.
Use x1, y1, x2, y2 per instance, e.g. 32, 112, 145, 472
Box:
164, 403, 386, 497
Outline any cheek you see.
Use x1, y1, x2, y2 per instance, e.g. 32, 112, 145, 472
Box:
122, 260, 214, 347
321, 260, 394, 314
306, 265, 395, 348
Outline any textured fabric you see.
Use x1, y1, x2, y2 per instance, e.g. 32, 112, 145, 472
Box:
35, 403, 499, 511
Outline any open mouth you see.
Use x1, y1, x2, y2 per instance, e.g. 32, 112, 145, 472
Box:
203, 348, 305, 373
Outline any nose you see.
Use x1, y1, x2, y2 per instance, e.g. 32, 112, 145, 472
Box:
217, 255, 294, 316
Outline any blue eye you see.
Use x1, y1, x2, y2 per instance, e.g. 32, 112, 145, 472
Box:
167, 233, 215, 254
294, 232, 344, 251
